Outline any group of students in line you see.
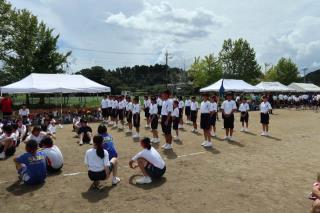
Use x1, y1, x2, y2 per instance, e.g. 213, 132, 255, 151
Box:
269, 93, 320, 110
98, 91, 273, 149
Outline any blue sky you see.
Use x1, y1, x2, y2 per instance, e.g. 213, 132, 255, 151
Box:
9, 0, 320, 74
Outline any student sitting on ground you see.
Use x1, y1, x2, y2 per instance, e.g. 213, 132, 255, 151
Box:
16, 120, 27, 146
84, 135, 120, 189
129, 137, 166, 184
310, 173, 320, 213
73, 115, 81, 133
13, 140, 47, 185
39, 137, 63, 173
0, 124, 16, 160
78, 119, 93, 146
24, 126, 47, 144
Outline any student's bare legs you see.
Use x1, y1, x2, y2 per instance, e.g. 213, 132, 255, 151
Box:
311, 199, 320, 213
0, 139, 13, 153
165, 134, 172, 144
225, 128, 230, 137
230, 128, 233, 137
137, 158, 149, 176
152, 129, 158, 139
86, 132, 93, 143
245, 122, 249, 129
266, 124, 269, 132
110, 158, 118, 178
136, 127, 140, 134
193, 122, 197, 130
175, 130, 179, 138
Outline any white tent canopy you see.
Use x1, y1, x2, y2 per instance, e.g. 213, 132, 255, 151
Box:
200, 79, 262, 93
255, 81, 295, 92
0, 73, 111, 94
288, 83, 320, 93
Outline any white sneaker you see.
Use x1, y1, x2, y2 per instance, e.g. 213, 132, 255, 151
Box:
89, 140, 93, 145
161, 143, 167, 148
260, 132, 266, 136
245, 128, 248, 132
112, 177, 121, 185
229, 137, 233, 141
0, 152, 6, 159
173, 136, 179, 141
223, 136, 229, 140
164, 143, 173, 150
201, 141, 207, 146
204, 141, 213, 147
132, 133, 137, 138
265, 132, 269, 136
79, 141, 83, 146
112, 124, 117, 128
145, 124, 150, 128
153, 138, 160, 144
178, 125, 183, 129
126, 129, 132, 133
240, 128, 244, 132
150, 138, 155, 143
210, 131, 216, 137
136, 176, 152, 184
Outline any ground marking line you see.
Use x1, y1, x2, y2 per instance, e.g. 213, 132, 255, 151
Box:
0, 151, 207, 183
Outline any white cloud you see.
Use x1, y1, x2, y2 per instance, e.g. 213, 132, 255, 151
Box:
105, 1, 225, 40
264, 16, 320, 71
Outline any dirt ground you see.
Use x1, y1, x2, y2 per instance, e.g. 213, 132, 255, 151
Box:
0, 109, 319, 213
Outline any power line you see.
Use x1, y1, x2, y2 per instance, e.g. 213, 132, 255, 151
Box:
60, 46, 159, 56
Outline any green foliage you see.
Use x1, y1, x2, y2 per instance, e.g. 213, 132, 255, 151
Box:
76, 64, 187, 95
264, 58, 299, 85
188, 54, 222, 89
306, 69, 320, 86
0, 0, 71, 85
219, 38, 262, 84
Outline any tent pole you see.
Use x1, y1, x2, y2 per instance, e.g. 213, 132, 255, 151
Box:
60, 93, 63, 124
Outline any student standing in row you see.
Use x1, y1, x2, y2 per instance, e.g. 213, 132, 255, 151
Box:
150, 97, 160, 143
260, 95, 272, 136
144, 96, 151, 128
118, 96, 126, 130
132, 97, 141, 139
156, 96, 162, 116
178, 97, 184, 129
200, 94, 213, 147
185, 96, 192, 124
125, 96, 133, 134
190, 97, 199, 133
210, 96, 218, 137
239, 97, 250, 132
172, 100, 180, 141
161, 90, 173, 150
101, 95, 109, 123
221, 93, 237, 141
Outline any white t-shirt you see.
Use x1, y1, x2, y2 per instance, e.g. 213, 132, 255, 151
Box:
132, 103, 140, 114
278, 94, 284, 100
101, 99, 109, 109
172, 107, 179, 117
107, 99, 112, 108
112, 100, 118, 109
42, 145, 63, 169
118, 100, 126, 109
144, 99, 151, 108
239, 103, 250, 112
210, 102, 218, 112
161, 100, 173, 116
18, 125, 27, 136
47, 124, 56, 134
156, 98, 162, 106
178, 101, 184, 109
185, 99, 191, 107
19, 108, 30, 116
221, 100, 237, 114
150, 103, 158, 115
260, 101, 272, 113
126, 102, 133, 111
26, 132, 46, 144
190, 101, 199, 111
200, 101, 211, 113
132, 147, 165, 169
85, 148, 110, 172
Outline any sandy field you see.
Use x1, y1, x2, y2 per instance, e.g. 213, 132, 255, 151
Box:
0, 109, 320, 213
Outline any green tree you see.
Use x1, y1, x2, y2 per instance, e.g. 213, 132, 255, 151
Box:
188, 54, 222, 88
274, 57, 299, 85
263, 66, 278, 81
218, 38, 262, 84
0, 0, 71, 84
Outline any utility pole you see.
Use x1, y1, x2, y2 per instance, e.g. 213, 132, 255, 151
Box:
302, 67, 308, 83
165, 50, 169, 88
